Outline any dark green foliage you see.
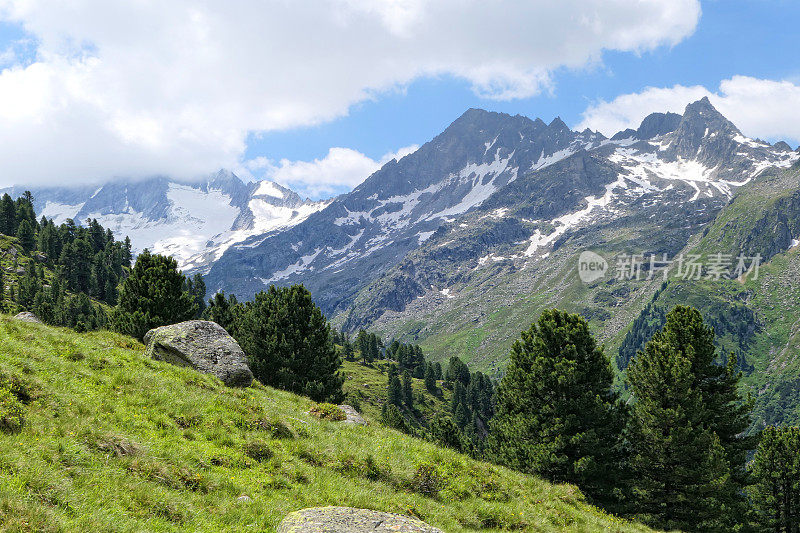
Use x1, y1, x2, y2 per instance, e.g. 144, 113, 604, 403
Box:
749, 426, 800, 532
617, 296, 666, 370
234, 285, 343, 403
488, 309, 629, 511
401, 370, 413, 406
202, 291, 239, 333
111, 250, 197, 341
380, 403, 410, 433
185, 273, 206, 319
387, 364, 402, 407
627, 305, 753, 531
445, 356, 471, 386
431, 416, 464, 452
424, 363, 438, 393
0, 194, 16, 236
15, 220, 35, 253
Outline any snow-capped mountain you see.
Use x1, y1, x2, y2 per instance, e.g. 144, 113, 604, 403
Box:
5, 170, 328, 272
204, 98, 798, 321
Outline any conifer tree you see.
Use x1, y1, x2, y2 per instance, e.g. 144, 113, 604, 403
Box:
16, 220, 35, 253
488, 309, 629, 511
627, 305, 751, 531
431, 416, 464, 451
234, 285, 343, 403
343, 340, 355, 361
402, 370, 413, 406
368, 333, 380, 361
111, 250, 197, 340
750, 426, 800, 532
387, 364, 402, 406
424, 363, 438, 393
203, 291, 239, 333
0, 194, 16, 235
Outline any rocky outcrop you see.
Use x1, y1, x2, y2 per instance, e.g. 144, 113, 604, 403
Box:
144, 320, 253, 387
339, 405, 367, 426
13, 312, 42, 324
277, 507, 442, 533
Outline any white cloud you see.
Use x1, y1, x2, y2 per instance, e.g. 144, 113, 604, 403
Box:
243, 145, 419, 199
578, 76, 800, 145
0, 0, 701, 188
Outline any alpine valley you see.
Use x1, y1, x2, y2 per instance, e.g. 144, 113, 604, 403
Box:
14, 97, 800, 427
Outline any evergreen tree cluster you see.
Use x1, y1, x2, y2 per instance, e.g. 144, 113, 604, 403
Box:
0, 192, 132, 330
442, 356, 494, 454
204, 285, 344, 403
489, 306, 758, 529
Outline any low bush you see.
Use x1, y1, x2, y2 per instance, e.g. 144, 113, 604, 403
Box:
308, 403, 346, 421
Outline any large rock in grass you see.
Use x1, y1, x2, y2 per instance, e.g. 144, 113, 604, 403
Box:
13, 312, 42, 324
144, 321, 253, 387
277, 507, 442, 533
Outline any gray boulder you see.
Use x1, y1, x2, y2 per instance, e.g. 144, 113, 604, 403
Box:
13, 312, 42, 324
144, 320, 253, 387
339, 405, 367, 426
277, 507, 442, 533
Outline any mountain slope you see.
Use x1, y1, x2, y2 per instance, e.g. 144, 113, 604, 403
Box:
329, 99, 797, 370
616, 161, 800, 428
203, 110, 606, 312
0, 317, 651, 532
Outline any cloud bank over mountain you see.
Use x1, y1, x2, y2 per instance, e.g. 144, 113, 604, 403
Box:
0, 0, 700, 187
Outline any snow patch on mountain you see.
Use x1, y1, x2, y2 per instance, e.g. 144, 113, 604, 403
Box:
39, 201, 85, 224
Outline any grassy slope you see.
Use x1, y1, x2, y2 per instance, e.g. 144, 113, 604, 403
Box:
341, 359, 452, 432
0, 317, 652, 532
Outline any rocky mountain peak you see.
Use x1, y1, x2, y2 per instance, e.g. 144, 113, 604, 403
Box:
636, 111, 682, 139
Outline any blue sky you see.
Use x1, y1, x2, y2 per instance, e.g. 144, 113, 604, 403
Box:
247, 0, 800, 164
0, 0, 799, 198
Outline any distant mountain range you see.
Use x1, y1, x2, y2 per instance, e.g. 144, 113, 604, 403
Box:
3, 171, 329, 273
8, 97, 800, 427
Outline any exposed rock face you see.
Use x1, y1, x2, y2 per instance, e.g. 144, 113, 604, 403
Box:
13, 312, 42, 324
339, 405, 367, 426
277, 507, 442, 533
144, 320, 253, 387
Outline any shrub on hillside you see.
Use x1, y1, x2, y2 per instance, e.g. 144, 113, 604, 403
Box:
110, 250, 197, 341
235, 285, 344, 403
309, 403, 346, 421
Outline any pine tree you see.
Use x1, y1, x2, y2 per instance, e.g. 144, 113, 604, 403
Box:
16, 220, 35, 253
203, 291, 239, 333
368, 334, 379, 362
0, 194, 16, 236
387, 364, 402, 407
234, 285, 344, 403
445, 356, 471, 386
111, 250, 197, 340
488, 309, 629, 511
343, 340, 355, 361
186, 273, 206, 318
424, 363, 438, 393
749, 426, 800, 533
402, 370, 413, 406
627, 306, 748, 531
